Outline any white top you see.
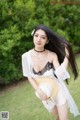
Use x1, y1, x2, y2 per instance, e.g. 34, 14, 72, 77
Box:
22, 50, 80, 117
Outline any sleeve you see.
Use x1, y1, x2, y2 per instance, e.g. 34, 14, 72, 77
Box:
54, 63, 70, 81
22, 53, 31, 78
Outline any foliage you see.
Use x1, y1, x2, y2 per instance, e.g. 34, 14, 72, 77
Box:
0, 0, 80, 84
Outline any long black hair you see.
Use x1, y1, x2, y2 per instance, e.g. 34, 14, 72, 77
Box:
32, 24, 78, 80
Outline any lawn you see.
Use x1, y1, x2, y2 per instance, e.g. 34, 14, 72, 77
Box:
0, 56, 80, 120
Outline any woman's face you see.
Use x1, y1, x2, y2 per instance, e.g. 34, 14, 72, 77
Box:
33, 29, 48, 49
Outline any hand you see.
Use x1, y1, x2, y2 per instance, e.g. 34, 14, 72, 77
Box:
36, 88, 48, 100
61, 43, 69, 57
65, 47, 69, 57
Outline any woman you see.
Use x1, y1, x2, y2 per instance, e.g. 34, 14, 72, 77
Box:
22, 24, 80, 120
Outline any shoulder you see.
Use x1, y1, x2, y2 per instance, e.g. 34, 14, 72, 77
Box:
47, 50, 60, 68
22, 52, 28, 59
48, 50, 58, 59
22, 50, 31, 58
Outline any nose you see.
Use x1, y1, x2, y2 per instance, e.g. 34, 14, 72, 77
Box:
37, 37, 41, 42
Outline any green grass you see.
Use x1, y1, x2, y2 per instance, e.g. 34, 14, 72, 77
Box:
0, 56, 80, 120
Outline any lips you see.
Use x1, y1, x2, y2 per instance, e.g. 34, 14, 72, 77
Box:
36, 43, 41, 45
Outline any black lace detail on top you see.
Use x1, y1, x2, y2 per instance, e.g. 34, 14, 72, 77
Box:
32, 62, 55, 75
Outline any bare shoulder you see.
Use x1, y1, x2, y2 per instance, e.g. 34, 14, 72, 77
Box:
47, 50, 58, 59
47, 50, 60, 68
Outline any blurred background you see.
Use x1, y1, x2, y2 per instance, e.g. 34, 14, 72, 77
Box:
0, 0, 80, 85
0, 0, 80, 120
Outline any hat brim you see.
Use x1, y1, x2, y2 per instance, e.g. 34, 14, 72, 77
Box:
35, 77, 59, 98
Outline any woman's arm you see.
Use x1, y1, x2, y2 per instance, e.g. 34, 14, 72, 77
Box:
53, 47, 69, 70
28, 77, 39, 90
28, 77, 48, 100
62, 47, 69, 69
52, 49, 70, 80
62, 56, 68, 69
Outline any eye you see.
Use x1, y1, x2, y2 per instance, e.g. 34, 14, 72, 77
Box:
42, 37, 46, 39
34, 34, 38, 37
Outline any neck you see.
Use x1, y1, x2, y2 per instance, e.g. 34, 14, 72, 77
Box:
34, 48, 45, 52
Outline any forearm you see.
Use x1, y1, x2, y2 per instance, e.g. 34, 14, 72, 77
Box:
28, 77, 38, 91
62, 56, 68, 69
28, 77, 47, 100
62, 47, 69, 69
54, 55, 70, 80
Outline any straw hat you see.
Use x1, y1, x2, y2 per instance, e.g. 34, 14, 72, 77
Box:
35, 77, 59, 99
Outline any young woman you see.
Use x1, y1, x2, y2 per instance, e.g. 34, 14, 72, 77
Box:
22, 24, 80, 120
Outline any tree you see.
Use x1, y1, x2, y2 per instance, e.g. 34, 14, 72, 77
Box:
0, 0, 80, 84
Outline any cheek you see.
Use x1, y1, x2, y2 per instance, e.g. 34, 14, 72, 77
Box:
33, 39, 36, 45
33, 36, 37, 42
43, 39, 47, 44
33, 36, 36, 42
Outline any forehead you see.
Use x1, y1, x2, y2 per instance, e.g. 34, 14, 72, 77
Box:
35, 29, 47, 36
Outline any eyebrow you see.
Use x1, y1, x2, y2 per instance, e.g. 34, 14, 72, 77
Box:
35, 33, 47, 37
